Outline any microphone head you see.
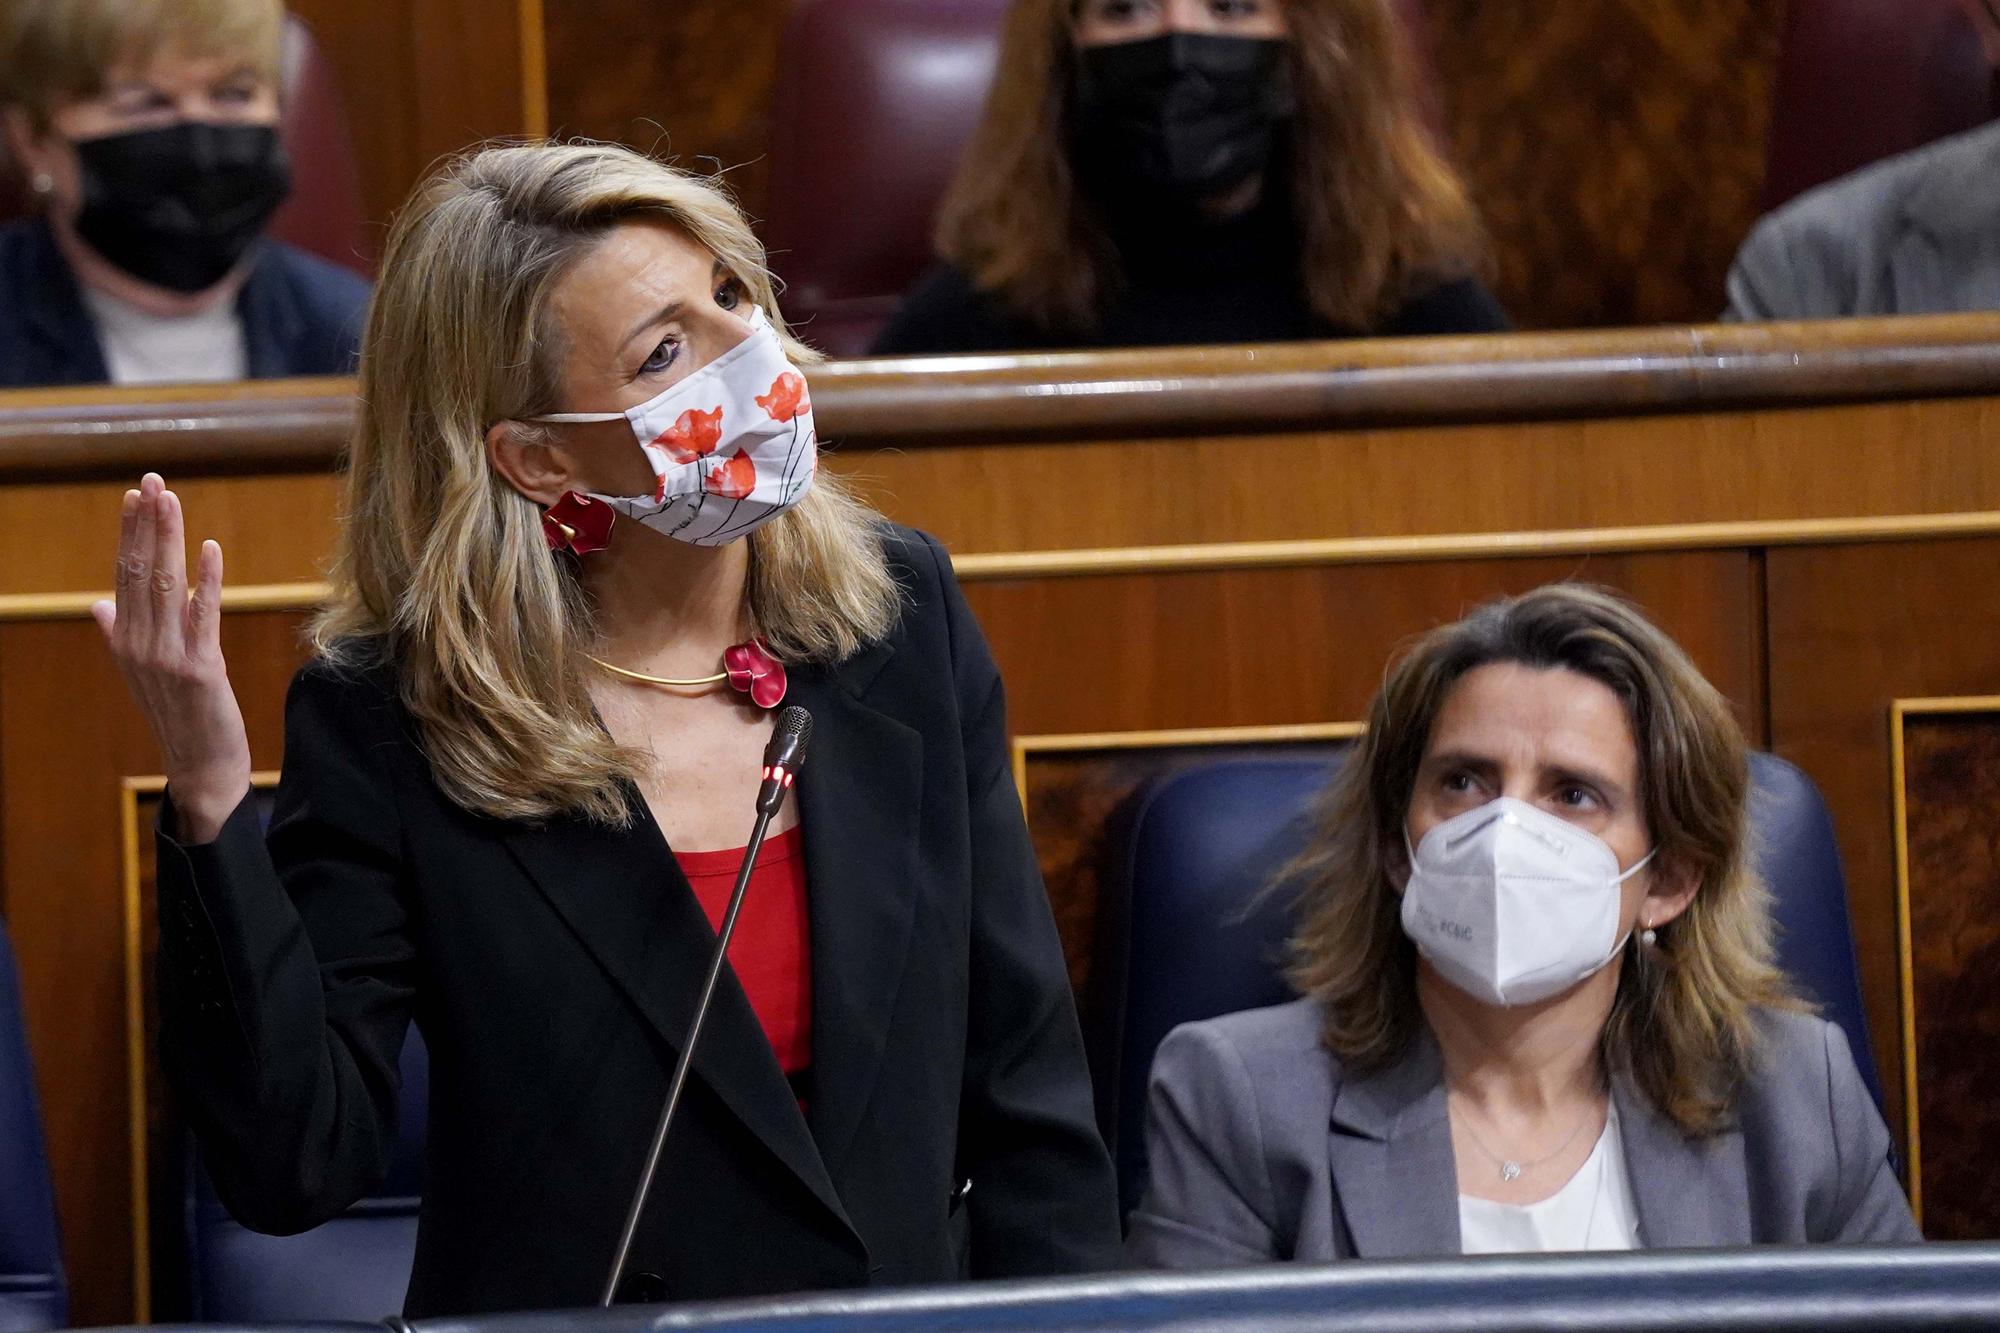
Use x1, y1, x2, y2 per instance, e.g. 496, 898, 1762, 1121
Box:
763, 705, 813, 772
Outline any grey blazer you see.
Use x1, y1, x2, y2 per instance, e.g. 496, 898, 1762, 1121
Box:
1724, 120, 2000, 320
1125, 998, 1919, 1267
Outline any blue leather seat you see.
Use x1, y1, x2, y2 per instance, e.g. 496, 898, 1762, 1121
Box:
1086, 750, 1885, 1216
184, 1025, 427, 1321
0, 914, 66, 1332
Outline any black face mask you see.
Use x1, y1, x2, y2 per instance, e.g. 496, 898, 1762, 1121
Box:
71, 122, 291, 293
1071, 33, 1295, 203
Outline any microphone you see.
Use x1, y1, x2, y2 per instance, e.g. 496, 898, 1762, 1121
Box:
600, 704, 814, 1307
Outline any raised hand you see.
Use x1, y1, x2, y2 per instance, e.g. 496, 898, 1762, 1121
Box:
92, 473, 253, 844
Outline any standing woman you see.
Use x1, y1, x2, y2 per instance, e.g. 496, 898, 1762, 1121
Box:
96, 142, 1118, 1316
872, 0, 1506, 354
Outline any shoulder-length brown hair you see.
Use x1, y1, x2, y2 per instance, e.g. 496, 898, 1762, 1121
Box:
1284, 585, 1798, 1136
935, 0, 1485, 333
313, 141, 900, 827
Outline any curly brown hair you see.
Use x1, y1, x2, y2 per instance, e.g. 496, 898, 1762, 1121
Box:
934, 0, 1485, 334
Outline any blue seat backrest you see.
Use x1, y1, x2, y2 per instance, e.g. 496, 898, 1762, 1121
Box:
0, 914, 67, 1332
185, 1024, 428, 1321
1091, 750, 1885, 1217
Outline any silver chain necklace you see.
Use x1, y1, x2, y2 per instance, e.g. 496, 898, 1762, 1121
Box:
1455, 1104, 1596, 1182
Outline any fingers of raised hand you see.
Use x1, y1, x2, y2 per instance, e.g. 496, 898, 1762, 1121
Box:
116, 477, 159, 644
185, 540, 225, 655
149, 488, 190, 655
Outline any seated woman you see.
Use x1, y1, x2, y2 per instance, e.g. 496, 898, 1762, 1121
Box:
94, 141, 1117, 1315
0, 0, 368, 388
871, 0, 1507, 355
1128, 584, 1917, 1262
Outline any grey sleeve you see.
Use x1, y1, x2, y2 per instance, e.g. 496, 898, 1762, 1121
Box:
1819, 1022, 1922, 1243
1724, 200, 1864, 322
1123, 1022, 1280, 1269
1724, 213, 1808, 322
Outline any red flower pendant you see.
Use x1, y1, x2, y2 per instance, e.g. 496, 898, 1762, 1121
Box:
723, 636, 788, 709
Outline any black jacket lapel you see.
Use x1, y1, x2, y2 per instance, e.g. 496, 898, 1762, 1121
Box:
789, 648, 926, 1177
499, 800, 854, 1237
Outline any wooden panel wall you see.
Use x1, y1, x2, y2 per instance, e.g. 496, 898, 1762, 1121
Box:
285, 0, 546, 260
535, 0, 1786, 330
1417, 0, 1786, 327
541, 0, 787, 220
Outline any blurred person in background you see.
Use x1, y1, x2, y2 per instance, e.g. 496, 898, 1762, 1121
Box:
1725, 0, 2000, 320
872, 0, 1507, 355
0, 0, 368, 388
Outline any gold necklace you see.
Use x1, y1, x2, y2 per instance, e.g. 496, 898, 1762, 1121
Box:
585, 654, 728, 689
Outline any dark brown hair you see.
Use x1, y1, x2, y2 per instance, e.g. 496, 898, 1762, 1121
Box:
934, 0, 1486, 333
1284, 584, 1799, 1136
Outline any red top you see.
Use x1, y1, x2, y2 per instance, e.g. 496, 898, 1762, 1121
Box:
674, 826, 812, 1079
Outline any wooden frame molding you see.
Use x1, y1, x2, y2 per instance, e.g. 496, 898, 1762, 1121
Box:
9, 512, 2000, 623
1887, 694, 2000, 1229
1011, 720, 1365, 814
7, 314, 2000, 477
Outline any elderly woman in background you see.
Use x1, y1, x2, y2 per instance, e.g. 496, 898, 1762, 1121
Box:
1128, 584, 1917, 1262
0, 0, 367, 387
872, 0, 1506, 354
95, 140, 1116, 1315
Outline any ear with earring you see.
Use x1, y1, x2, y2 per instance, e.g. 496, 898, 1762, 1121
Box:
1640, 922, 1659, 947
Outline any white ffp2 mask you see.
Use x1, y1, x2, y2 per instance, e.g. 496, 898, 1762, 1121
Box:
1399, 797, 1655, 1007
532, 306, 817, 547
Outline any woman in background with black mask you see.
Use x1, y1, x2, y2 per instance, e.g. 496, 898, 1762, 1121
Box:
0, 0, 368, 389
871, 0, 1507, 356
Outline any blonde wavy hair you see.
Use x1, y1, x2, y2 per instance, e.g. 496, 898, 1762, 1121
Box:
935, 0, 1484, 333
0, 0, 280, 129
314, 141, 901, 826
1285, 584, 1799, 1136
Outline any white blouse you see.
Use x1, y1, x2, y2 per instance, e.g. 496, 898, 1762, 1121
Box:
81, 285, 246, 385
1458, 1107, 1641, 1253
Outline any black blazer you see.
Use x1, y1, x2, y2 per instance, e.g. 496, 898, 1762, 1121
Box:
154, 526, 1120, 1316
0, 218, 369, 389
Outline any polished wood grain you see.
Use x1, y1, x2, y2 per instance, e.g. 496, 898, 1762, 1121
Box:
1899, 709, 2000, 1239
1415, 0, 1785, 328
542, 0, 787, 217
11, 318, 2000, 473
284, 0, 546, 262
1765, 538, 2000, 1148
0, 614, 312, 1327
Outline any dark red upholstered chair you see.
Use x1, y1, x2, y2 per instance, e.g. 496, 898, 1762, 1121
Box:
0, 13, 367, 276
763, 0, 1015, 358
1760, 0, 2000, 211
765, 0, 1437, 358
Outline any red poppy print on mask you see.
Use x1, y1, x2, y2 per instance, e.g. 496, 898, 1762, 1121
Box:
653, 406, 724, 463
755, 372, 811, 423
705, 451, 757, 500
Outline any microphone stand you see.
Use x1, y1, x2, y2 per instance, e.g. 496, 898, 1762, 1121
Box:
600, 706, 810, 1306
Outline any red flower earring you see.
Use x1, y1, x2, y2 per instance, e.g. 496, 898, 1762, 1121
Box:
542, 491, 614, 555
